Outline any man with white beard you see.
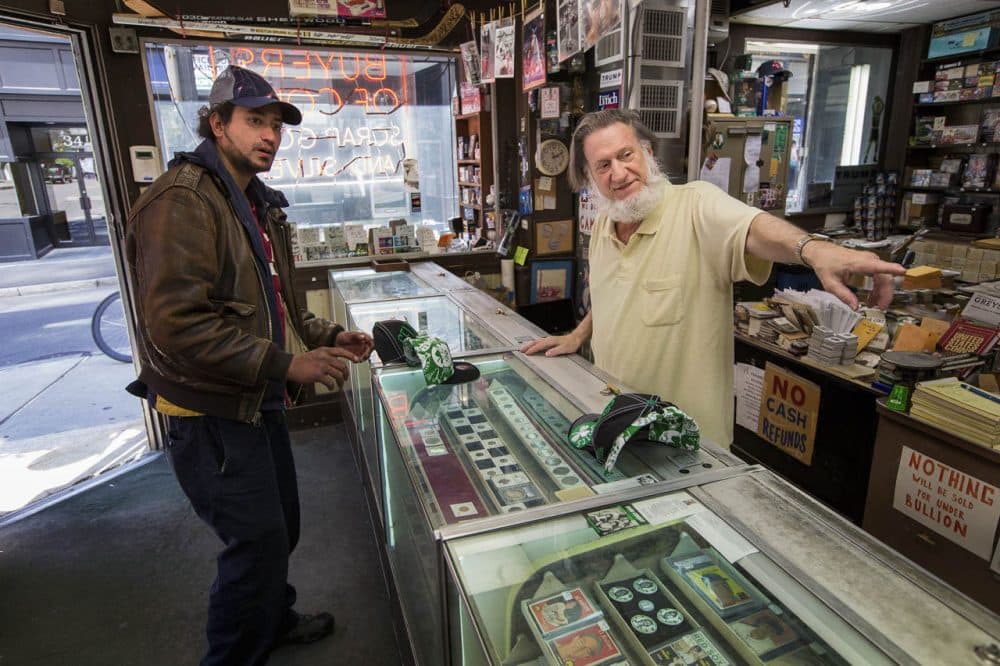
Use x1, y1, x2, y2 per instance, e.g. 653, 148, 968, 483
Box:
522, 109, 905, 446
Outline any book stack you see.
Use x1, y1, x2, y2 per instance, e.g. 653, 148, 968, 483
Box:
910, 377, 1000, 449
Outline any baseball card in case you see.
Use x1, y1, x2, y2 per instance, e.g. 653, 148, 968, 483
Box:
524, 587, 602, 637
662, 550, 767, 620
727, 608, 802, 660
547, 621, 626, 666
648, 630, 732, 665
586, 504, 648, 537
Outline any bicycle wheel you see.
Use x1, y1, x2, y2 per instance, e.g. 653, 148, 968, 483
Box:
92, 291, 133, 363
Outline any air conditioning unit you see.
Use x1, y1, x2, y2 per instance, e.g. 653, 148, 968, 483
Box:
709, 0, 730, 45
631, 0, 686, 138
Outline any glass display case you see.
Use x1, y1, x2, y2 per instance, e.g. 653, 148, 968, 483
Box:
448, 289, 548, 346
328, 267, 439, 325
411, 261, 479, 293
372, 352, 733, 665
443, 472, 1000, 666
346, 296, 512, 519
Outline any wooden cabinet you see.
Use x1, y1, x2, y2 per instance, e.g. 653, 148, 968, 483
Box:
864, 403, 1000, 613
454, 111, 494, 238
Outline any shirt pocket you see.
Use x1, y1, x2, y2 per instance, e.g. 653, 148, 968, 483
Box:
640, 275, 685, 327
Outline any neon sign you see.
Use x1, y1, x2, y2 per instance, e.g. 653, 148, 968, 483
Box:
207, 46, 408, 115
205, 46, 414, 184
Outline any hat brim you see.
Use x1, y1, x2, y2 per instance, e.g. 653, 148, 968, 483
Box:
441, 361, 480, 385
231, 96, 303, 125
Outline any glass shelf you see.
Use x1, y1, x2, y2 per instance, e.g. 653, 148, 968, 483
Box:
329, 267, 439, 305
374, 353, 673, 529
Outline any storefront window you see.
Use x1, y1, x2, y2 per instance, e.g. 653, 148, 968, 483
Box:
143, 42, 458, 252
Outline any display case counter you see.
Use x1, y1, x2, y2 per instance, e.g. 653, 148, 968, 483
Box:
346, 296, 513, 519
410, 260, 479, 293
328, 267, 439, 325
443, 469, 1000, 666
373, 351, 736, 665
448, 289, 548, 346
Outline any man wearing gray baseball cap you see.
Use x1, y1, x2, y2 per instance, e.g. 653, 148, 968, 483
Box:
126, 65, 373, 664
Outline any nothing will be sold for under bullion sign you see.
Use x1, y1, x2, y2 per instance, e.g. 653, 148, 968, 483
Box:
756, 363, 820, 465
892, 446, 1000, 559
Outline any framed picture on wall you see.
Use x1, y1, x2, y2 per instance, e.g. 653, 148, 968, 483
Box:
530, 259, 573, 304
534, 219, 574, 256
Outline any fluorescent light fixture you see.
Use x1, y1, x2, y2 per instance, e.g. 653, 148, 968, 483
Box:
841, 64, 870, 165
746, 40, 820, 55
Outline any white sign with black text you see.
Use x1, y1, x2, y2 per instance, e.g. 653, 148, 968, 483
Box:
961, 291, 1000, 327
892, 445, 1000, 559
599, 69, 623, 89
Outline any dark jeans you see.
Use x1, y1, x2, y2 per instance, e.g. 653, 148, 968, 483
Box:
164, 411, 300, 666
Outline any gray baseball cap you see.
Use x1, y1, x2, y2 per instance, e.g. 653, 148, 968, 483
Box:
208, 65, 302, 125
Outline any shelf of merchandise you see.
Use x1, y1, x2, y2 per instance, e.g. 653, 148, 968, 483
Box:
455, 110, 494, 238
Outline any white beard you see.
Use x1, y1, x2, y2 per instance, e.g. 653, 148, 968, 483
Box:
590, 156, 668, 224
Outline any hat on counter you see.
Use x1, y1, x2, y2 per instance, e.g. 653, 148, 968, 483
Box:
372, 319, 480, 385
568, 393, 700, 473
372, 319, 419, 364
208, 65, 303, 125
756, 59, 792, 82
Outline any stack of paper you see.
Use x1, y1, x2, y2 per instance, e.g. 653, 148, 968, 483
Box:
775, 288, 861, 333
909, 377, 1000, 449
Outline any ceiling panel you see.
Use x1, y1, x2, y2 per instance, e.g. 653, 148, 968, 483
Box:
732, 0, 1000, 33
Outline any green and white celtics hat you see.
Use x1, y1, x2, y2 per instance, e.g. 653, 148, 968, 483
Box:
568, 393, 700, 473
401, 334, 480, 386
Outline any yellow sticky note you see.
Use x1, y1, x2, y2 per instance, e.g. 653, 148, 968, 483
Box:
852, 318, 883, 351
514, 246, 529, 266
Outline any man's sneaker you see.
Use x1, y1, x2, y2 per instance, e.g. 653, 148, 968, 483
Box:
273, 612, 335, 648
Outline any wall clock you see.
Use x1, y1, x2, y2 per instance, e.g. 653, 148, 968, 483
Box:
536, 139, 569, 176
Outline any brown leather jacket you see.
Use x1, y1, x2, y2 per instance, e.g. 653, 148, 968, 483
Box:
126, 159, 341, 422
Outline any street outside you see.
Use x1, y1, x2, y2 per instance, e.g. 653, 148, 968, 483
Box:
0, 255, 148, 517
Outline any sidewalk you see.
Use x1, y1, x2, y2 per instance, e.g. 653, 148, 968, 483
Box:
0, 245, 118, 297
0, 243, 147, 519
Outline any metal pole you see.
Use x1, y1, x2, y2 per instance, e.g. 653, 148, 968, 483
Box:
687, 0, 710, 182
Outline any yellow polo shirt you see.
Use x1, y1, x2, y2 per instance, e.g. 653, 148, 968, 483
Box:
588, 180, 771, 446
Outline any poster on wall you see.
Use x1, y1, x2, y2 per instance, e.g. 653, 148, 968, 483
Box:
494, 19, 516, 79
892, 445, 1000, 560
288, 0, 386, 19
460, 41, 482, 86
557, 0, 580, 63
480, 21, 497, 84
579, 0, 620, 52
522, 8, 547, 92
577, 187, 598, 235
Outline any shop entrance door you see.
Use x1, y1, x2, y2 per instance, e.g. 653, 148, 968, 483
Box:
0, 23, 147, 523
